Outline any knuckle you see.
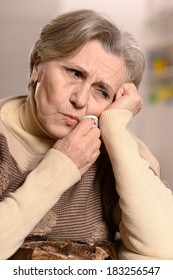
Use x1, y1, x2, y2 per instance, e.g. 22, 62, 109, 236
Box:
94, 127, 101, 137
134, 94, 142, 104
97, 138, 101, 147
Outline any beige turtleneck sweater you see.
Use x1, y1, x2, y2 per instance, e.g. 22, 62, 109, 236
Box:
0, 93, 173, 260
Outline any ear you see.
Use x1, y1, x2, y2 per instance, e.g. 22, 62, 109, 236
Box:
30, 66, 39, 82
30, 63, 43, 83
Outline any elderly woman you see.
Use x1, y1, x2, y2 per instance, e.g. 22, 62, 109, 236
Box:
0, 9, 173, 260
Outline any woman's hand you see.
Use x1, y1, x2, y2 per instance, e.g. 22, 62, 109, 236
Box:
53, 118, 101, 175
107, 83, 143, 116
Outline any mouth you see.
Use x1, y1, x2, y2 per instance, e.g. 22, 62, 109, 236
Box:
62, 114, 80, 126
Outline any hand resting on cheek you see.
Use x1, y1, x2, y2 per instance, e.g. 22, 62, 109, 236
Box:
107, 83, 143, 116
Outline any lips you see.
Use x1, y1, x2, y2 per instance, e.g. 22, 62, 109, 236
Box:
63, 114, 79, 126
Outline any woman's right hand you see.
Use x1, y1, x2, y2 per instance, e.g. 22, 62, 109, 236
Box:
53, 118, 101, 175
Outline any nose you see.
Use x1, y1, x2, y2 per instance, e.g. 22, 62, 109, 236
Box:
69, 84, 90, 109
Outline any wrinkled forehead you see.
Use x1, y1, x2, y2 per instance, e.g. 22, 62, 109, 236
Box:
63, 40, 127, 89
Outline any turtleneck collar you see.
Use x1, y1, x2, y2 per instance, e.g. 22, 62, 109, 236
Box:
19, 89, 53, 139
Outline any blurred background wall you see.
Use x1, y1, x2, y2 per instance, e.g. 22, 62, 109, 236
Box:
1, 0, 173, 188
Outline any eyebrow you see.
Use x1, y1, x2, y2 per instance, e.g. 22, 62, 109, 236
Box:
66, 62, 114, 95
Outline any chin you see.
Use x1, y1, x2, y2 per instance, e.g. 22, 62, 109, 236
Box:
48, 126, 71, 140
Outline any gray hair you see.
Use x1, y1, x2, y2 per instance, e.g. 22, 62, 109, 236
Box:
29, 9, 145, 89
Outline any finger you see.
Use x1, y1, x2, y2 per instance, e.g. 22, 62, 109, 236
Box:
71, 117, 95, 136
122, 83, 137, 95
90, 148, 100, 163
92, 137, 101, 151
80, 149, 100, 175
115, 86, 124, 100
85, 127, 101, 145
75, 128, 101, 155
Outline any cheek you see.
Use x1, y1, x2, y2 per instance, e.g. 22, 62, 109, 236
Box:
34, 83, 54, 115
35, 79, 62, 106
86, 99, 111, 117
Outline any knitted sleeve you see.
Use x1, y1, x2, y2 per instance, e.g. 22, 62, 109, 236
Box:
99, 108, 173, 259
0, 133, 30, 197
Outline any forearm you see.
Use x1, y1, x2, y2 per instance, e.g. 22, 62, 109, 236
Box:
100, 109, 173, 259
0, 149, 80, 259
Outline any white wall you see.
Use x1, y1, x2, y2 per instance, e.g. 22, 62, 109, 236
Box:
0, 0, 61, 98
57, 0, 147, 39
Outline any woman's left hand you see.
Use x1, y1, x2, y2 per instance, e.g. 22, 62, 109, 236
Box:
107, 83, 143, 116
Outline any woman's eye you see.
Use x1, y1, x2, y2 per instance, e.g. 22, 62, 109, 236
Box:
67, 68, 82, 78
96, 88, 109, 99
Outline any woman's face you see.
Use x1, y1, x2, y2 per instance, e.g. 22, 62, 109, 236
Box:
33, 40, 126, 139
